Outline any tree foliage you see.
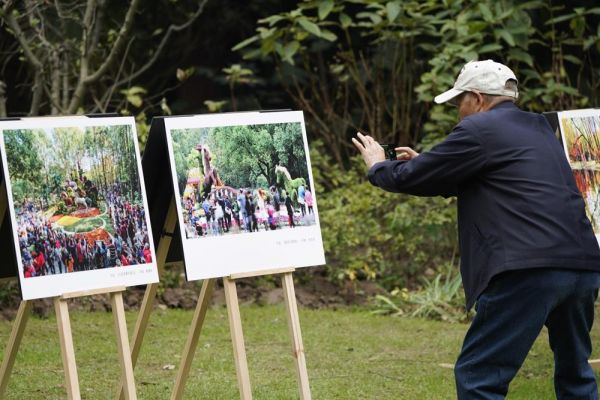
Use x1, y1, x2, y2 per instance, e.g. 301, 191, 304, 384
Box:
4, 125, 140, 207
211, 123, 308, 189
0, 0, 208, 117
170, 122, 309, 195
234, 0, 600, 162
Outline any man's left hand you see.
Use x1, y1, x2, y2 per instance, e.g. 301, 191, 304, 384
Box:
352, 132, 385, 169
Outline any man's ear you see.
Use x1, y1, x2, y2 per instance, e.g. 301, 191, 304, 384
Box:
472, 91, 483, 105
472, 91, 487, 111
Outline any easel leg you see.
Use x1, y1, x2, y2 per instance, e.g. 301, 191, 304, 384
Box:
170, 278, 215, 400
54, 297, 81, 400
281, 272, 311, 400
112, 292, 137, 400
117, 200, 177, 400
116, 282, 158, 400
0, 300, 32, 397
223, 277, 253, 400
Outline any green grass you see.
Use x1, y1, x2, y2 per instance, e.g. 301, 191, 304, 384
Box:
0, 305, 599, 399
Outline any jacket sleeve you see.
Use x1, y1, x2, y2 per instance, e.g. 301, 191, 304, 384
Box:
367, 120, 487, 197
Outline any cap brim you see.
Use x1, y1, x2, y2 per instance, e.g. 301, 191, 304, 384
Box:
434, 88, 464, 104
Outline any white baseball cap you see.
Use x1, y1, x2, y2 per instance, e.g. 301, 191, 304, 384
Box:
434, 60, 519, 104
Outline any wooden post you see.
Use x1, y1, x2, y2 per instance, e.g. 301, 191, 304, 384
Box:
170, 279, 216, 400
0, 300, 32, 397
589, 360, 600, 369
111, 291, 137, 400
117, 199, 177, 400
57, 286, 129, 400
281, 272, 311, 400
54, 297, 81, 400
223, 277, 253, 400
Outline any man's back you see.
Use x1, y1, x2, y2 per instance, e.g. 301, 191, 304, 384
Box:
457, 101, 600, 307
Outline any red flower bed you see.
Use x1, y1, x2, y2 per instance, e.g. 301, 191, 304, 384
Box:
83, 228, 110, 243
49, 215, 64, 223
70, 208, 100, 218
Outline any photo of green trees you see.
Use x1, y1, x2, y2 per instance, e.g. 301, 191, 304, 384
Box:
170, 122, 316, 238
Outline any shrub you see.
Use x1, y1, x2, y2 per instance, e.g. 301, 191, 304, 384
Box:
311, 141, 458, 290
372, 265, 472, 323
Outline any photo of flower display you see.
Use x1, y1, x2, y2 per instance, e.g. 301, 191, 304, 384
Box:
170, 122, 316, 239
164, 111, 325, 281
559, 109, 600, 239
560, 110, 600, 169
0, 116, 158, 300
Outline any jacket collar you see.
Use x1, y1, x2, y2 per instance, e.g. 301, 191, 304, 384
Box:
490, 100, 518, 111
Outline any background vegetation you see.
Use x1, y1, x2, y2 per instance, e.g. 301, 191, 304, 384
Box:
0, 0, 599, 318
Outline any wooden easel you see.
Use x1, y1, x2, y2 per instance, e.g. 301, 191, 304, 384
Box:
116, 200, 178, 400
115, 198, 311, 399
170, 268, 311, 400
0, 286, 139, 399
0, 177, 139, 399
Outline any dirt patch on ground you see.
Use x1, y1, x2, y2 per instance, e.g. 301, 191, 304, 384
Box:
155, 274, 386, 310
0, 272, 387, 320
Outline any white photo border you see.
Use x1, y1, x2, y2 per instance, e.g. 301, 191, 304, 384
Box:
557, 108, 600, 244
0, 116, 158, 300
164, 111, 326, 281
557, 108, 599, 164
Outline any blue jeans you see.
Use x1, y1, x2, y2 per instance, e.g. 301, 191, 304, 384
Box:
455, 268, 600, 400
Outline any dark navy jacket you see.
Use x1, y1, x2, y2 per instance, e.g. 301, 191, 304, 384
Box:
368, 101, 600, 309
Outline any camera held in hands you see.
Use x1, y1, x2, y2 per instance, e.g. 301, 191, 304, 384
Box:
380, 144, 397, 161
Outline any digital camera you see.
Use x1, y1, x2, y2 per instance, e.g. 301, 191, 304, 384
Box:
381, 144, 397, 161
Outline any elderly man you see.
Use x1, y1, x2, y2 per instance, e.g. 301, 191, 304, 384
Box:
353, 60, 600, 399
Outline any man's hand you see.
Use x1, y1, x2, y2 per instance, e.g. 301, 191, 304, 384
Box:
352, 132, 386, 169
395, 146, 419, 160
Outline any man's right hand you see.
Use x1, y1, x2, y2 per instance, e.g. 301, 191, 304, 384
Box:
394, 146, 419, 160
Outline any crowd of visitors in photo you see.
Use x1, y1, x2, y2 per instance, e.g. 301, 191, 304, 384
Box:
18, 177, 153, 278
183, 183, 314, 238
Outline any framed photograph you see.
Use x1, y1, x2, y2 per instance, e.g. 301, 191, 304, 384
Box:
164, 111, 325, 280
558, 109, 600, 239
0, 116, 158, 300
559, 109, 600, 168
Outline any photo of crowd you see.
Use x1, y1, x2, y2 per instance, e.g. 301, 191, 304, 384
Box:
561, 112, 600, 169
561, 110, 600, 234
169, 122, 317, 239
2, 124, 153, 279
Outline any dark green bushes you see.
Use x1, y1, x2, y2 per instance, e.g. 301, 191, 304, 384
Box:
311, 141, 457, 290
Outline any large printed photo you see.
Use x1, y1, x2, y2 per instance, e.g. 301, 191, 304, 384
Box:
559, 109, 600, 236
164, 111, 325, 280
0, 117, 158, 300
171, 122, 316, 239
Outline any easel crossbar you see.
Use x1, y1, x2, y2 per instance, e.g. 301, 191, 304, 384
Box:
61, 285, 126, 299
